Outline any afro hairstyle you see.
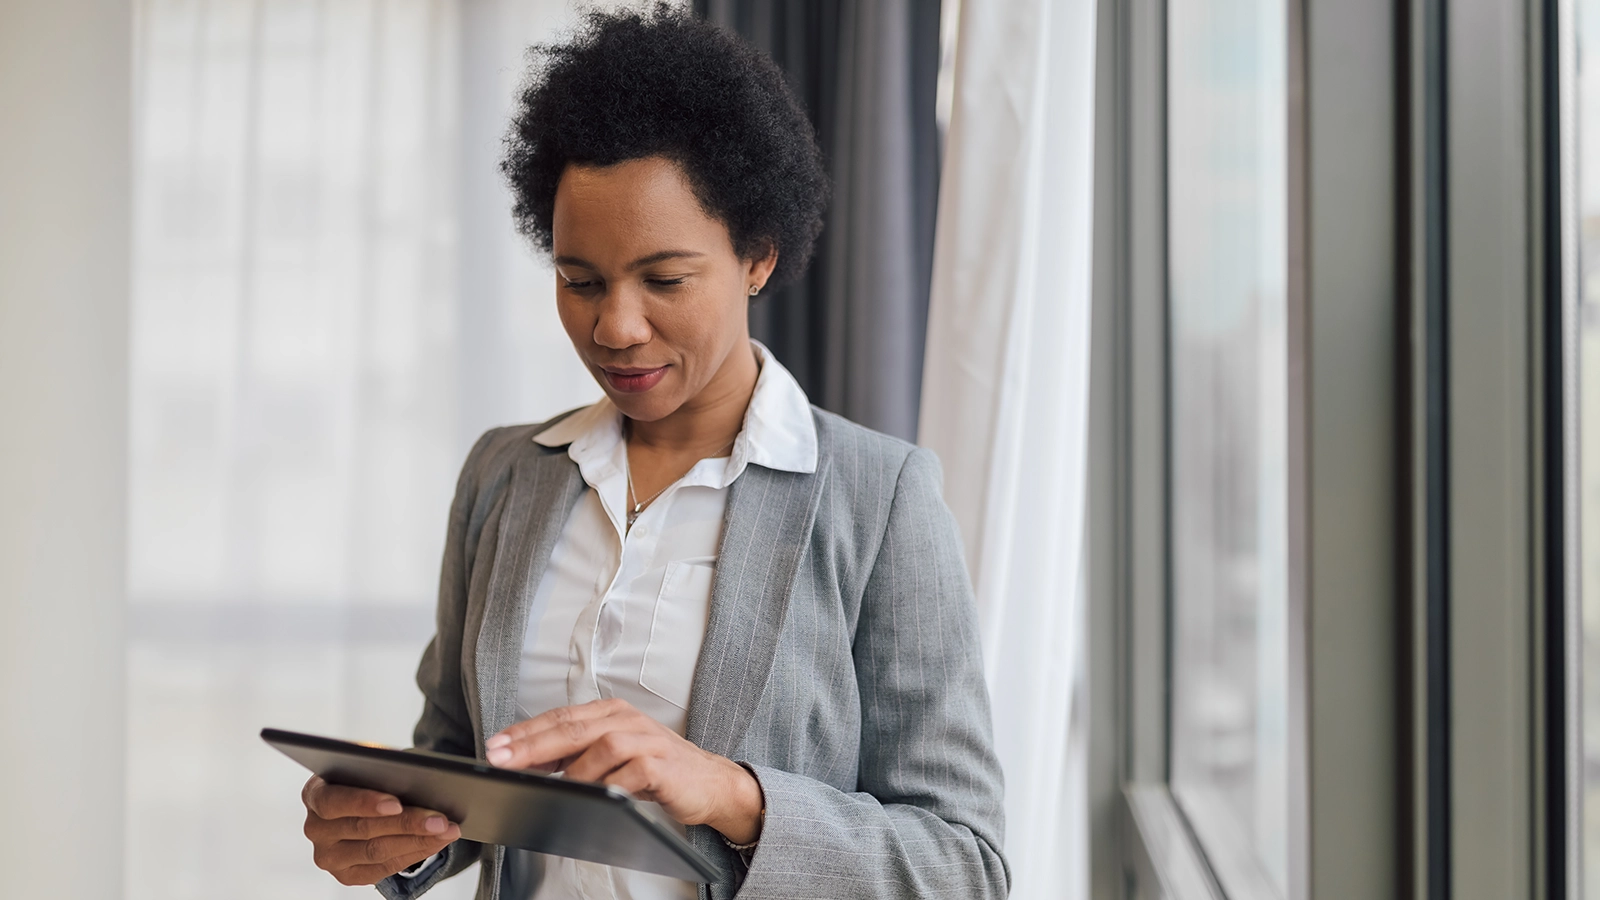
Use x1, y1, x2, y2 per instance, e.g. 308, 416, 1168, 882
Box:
502, 4, 830, 289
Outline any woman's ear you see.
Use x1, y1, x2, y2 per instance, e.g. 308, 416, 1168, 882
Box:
746, 241, 779, 294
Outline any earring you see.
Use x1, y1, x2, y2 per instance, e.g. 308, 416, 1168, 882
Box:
748, 285, 760, 296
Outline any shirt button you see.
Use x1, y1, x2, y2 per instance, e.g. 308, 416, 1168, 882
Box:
633, 523, 648, 537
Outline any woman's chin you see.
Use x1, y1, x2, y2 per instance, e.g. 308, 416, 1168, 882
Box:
605, 391, 678, 423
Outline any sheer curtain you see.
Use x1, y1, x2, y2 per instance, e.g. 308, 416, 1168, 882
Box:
126, 2, 604, 897
917, 0, 1097, 898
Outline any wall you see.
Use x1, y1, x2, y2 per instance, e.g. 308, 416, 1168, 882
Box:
0, 1, 132, 897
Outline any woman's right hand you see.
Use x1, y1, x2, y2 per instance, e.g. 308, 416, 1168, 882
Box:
301, 775, 462, 885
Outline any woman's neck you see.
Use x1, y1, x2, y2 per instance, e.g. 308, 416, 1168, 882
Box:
626, 340, 759, 455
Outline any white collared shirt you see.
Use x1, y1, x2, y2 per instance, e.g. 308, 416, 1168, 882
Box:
516, 342, 817, 900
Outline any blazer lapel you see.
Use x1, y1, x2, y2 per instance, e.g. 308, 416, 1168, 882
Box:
474, 445, 583, 746
685, 458, 831, 759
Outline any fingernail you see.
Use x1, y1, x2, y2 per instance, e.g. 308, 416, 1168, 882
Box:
487, 747, 511, 765
486, 734, 510, 749
377, 798, 402, 816
424, 815, 446, 833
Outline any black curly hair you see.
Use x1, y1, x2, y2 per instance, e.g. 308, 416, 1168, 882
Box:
502, 4, 829, 289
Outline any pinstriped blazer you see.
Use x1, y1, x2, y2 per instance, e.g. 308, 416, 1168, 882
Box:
377, 407, 1008, 900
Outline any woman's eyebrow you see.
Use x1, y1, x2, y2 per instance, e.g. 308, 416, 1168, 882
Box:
627, 250, 704, 269
553, 250, 704, 271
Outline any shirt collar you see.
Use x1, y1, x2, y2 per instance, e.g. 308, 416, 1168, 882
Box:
532, 341, 818, 485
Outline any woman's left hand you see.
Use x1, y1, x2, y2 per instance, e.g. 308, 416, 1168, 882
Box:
485, 697, 764, 845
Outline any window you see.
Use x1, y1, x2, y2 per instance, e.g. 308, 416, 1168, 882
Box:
1166, 0, 1290, 892
125, 2, 600, 897
1101, 0, 1591, 895
1094, 0, 1406, 896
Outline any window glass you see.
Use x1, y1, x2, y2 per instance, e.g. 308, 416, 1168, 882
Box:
125, 1, 599, 897
1166, 0, 1290, 893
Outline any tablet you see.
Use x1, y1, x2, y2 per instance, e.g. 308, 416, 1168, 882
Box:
261, 727, 719, 882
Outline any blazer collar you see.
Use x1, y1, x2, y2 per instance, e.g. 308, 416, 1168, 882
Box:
469, 418, 829, 890
473, 407, 830, 761
683, 445, 831, 759
473, 445, 584, 745
679, 446, 830, 888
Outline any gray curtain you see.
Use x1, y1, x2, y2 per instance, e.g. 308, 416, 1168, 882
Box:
696, 0, 942, 442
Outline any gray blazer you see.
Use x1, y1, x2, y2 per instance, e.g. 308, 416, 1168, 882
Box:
377, 408, 1008, 900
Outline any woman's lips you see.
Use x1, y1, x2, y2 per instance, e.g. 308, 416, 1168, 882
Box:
601, 365, 668, 393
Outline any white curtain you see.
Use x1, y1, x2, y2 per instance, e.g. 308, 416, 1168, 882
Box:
917, 0, 1097, 897
126, 2, 607, 897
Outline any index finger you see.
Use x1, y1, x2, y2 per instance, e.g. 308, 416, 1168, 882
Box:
486, 702, 645, 771
304, 779, 403, 819
490, 698, 628, 747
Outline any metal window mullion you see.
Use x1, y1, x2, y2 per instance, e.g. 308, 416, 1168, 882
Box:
1088, 0, 1132, 894
1409, 0, 1454, 896
1293, 0, 1405, 898
1538, 0, 1581, 895
1125, 0, 1171, 793
1439, 0, 1547, 897
1090, 0, 1216, 893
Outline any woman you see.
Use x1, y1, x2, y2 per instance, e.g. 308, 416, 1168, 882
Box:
298, 8, 1006, 899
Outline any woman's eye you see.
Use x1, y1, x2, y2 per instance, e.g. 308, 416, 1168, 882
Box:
647, 277, 687, 287
562, 279, 598, 289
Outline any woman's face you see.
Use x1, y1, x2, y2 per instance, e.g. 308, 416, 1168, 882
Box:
550, 156, 775, 423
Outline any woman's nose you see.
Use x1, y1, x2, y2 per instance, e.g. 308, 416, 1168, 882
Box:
591, 287, 652, 350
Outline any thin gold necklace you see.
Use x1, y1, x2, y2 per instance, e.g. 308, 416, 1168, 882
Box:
625, 435, 737, 526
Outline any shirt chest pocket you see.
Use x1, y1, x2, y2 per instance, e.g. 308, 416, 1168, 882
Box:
639, 557, 717, 711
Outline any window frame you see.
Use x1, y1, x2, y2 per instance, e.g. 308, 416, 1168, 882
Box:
1090, 0, 1578, 895
1548, 0, 1581, 891
1421, 0, 1573, 894
1087, 0, 1182, 893
1088, 0, 1429, 897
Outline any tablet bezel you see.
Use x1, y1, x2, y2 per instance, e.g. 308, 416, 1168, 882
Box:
261, 727, 720, 882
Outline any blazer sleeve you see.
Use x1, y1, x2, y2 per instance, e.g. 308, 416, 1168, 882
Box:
732, 448, 1011, 899
376, 430, 500, 900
